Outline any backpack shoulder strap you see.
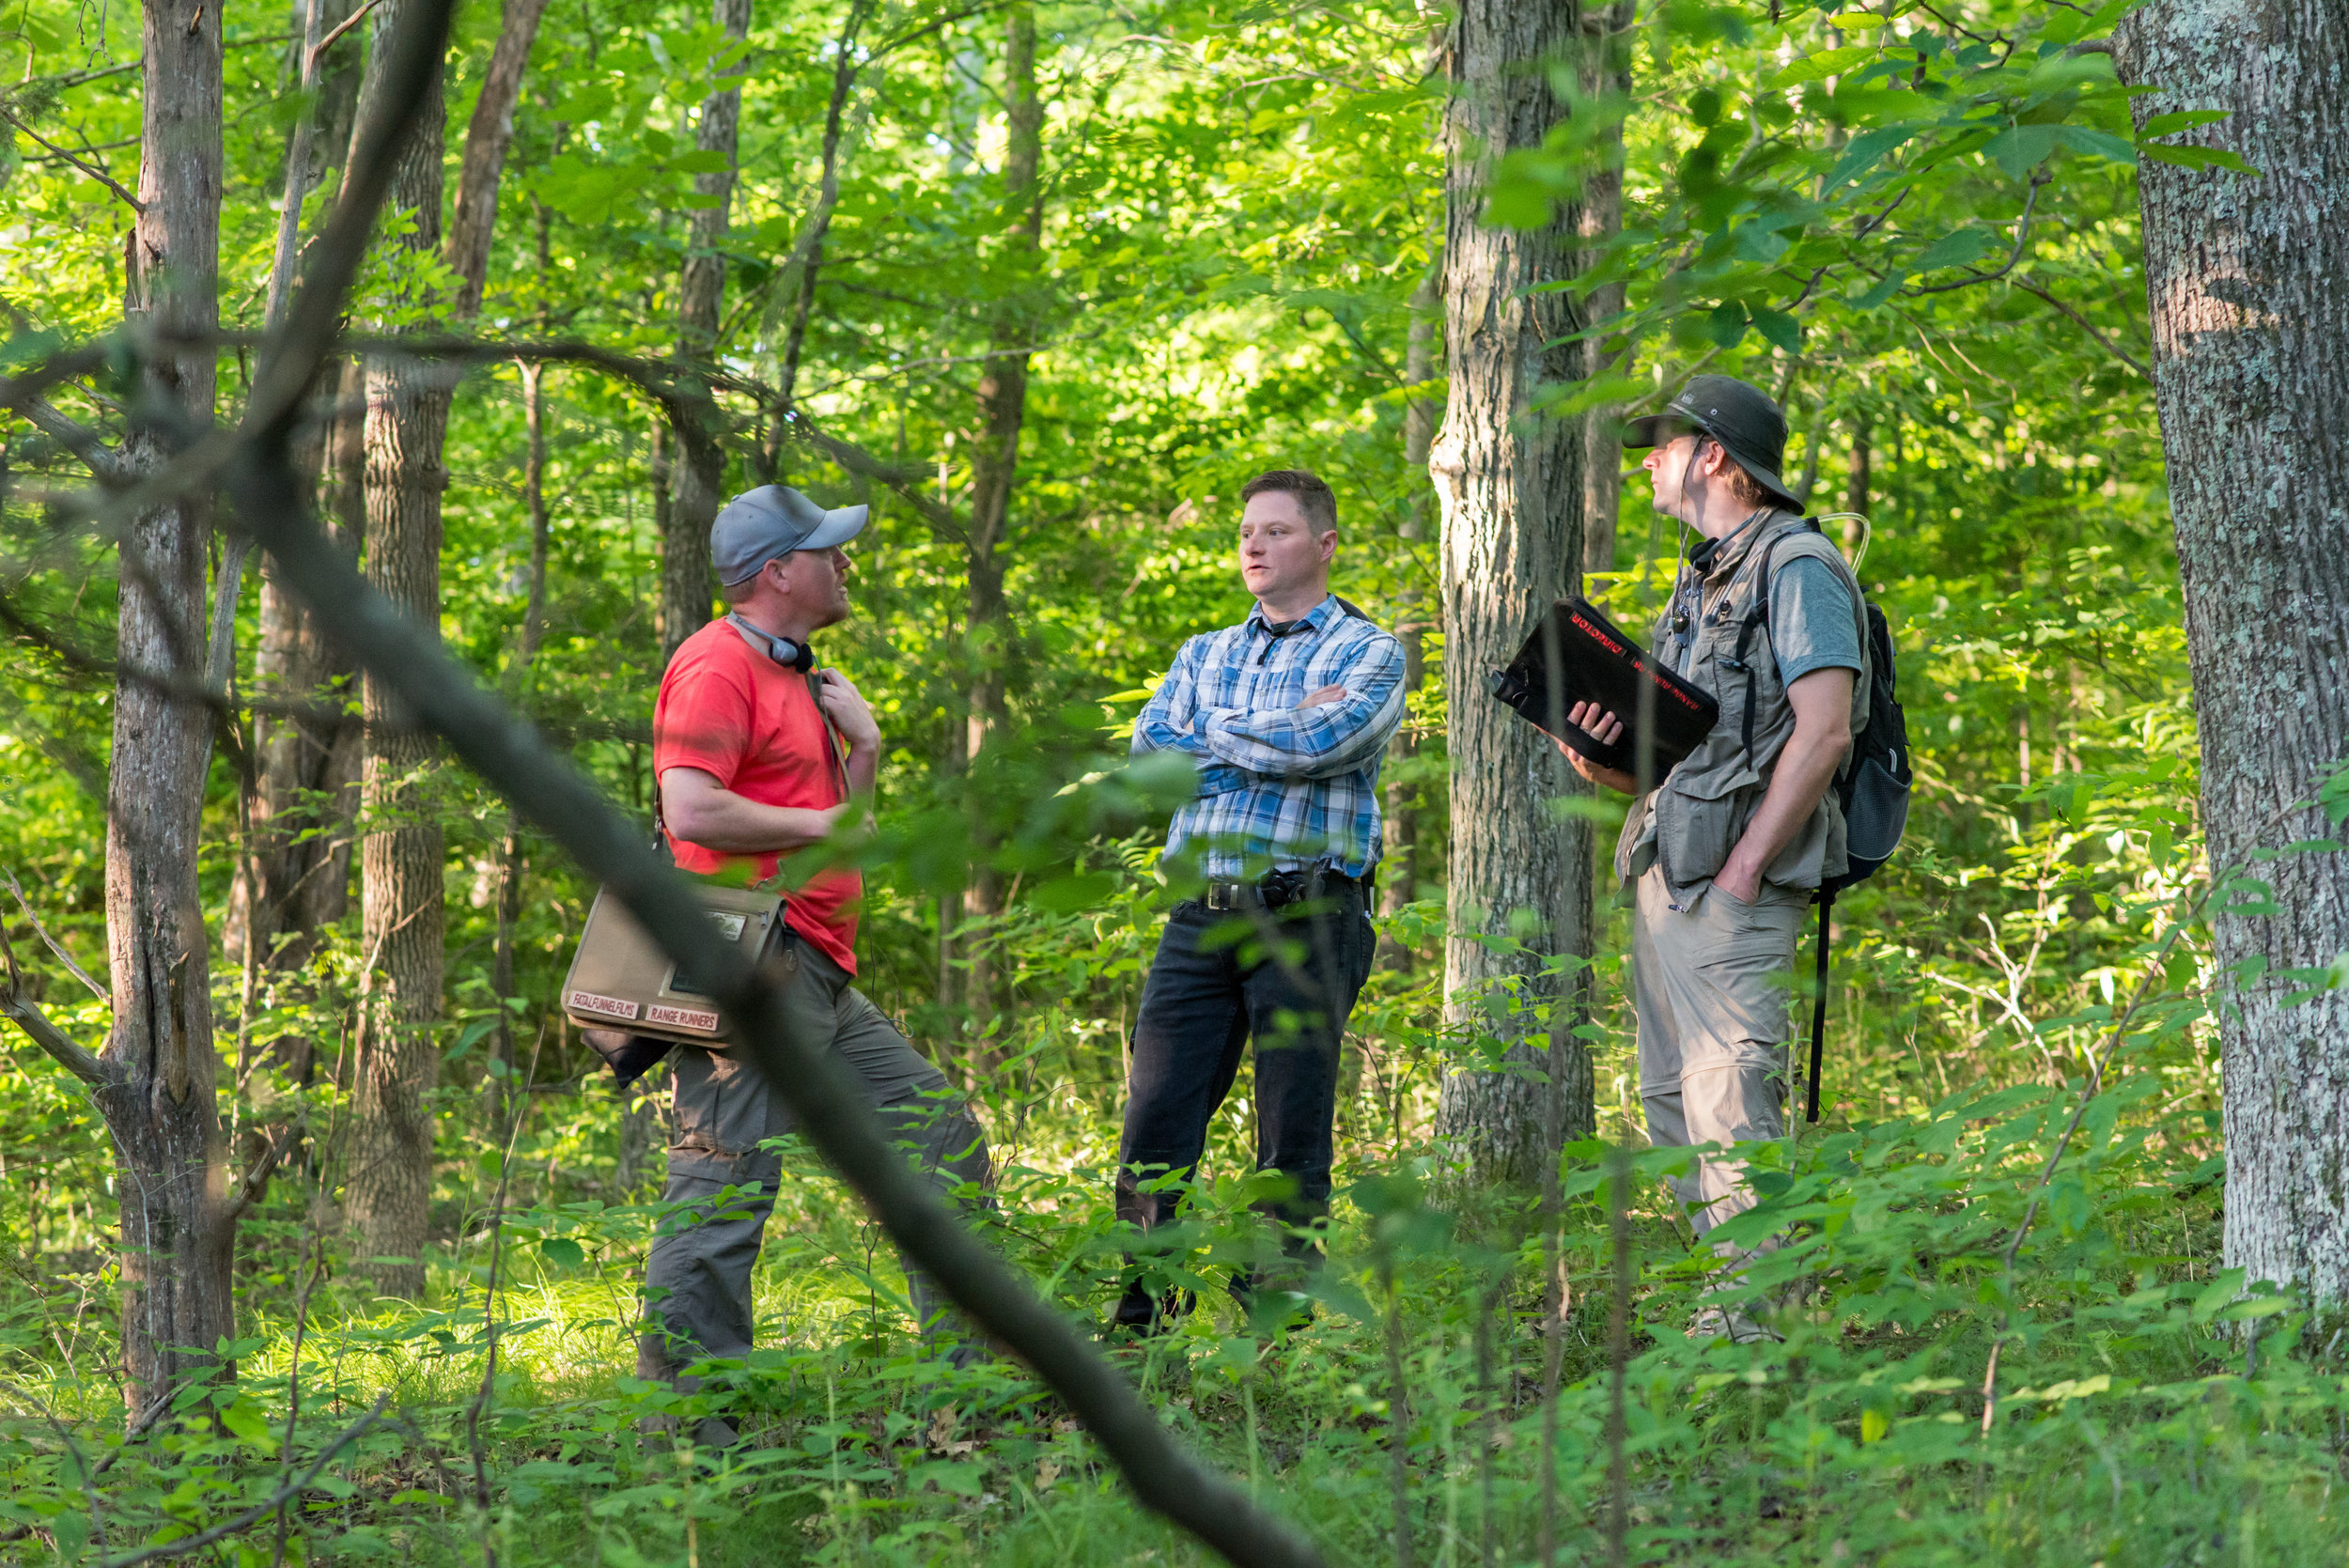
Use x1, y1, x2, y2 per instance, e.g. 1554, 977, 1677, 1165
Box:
1732, 520, 1812, 759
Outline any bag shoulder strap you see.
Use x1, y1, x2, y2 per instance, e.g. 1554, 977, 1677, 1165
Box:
807, 669, 853, 801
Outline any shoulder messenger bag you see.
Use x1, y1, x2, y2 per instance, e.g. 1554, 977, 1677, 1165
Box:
561, 667, 850, 1082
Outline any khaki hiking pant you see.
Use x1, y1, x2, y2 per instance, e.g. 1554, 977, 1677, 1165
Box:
1631, 863, 1806, 1244
636, 933, 990, 1388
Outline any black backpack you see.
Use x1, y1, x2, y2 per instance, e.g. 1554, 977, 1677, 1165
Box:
1735, 521, 1912, 1121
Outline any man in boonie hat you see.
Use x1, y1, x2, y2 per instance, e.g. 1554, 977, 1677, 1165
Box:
632, 486, 994, 1430
1556, 376, 1874, 1342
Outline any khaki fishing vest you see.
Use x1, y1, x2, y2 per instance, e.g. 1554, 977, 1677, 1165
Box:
1613, 515, 1873, 903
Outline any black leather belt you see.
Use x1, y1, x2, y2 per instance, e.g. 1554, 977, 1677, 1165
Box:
1200, 868, 1367, 911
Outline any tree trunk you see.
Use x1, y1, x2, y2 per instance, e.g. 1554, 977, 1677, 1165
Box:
445, 0, 552, 318
1577, 0, 1634, 577
662, 0, 752, 663
103, 0, 231, 1423
490, 360, 552, 1079
959, 3, 1043, 1063
1841, 422, 1871, 555
1428, 0, 1597, 1188
231, 0, 364, 1009
346, 0, 451, 1301
1377, 266, 1440, 972
2116, 0, 2349, 1303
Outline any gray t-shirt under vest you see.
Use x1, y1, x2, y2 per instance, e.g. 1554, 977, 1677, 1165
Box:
1662, 553, 1862, 689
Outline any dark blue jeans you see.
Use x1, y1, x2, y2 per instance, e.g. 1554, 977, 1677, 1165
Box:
1115, 882, 1377, 1246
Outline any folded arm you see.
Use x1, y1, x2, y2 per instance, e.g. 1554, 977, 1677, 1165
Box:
1201, 637, 1407, 779
1130, 639, 1213, 759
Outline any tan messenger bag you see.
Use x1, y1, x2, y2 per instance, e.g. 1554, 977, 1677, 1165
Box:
560, 880, 788, 1048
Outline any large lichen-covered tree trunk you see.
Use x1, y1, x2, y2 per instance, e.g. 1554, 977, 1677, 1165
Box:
105, 0, 231, 1421
346, 0, 450, 1300
1428, 0, 1597, 1188
2116, 0, 2349, 1301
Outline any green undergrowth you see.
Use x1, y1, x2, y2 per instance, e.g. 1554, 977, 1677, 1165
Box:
2, 1077, 2341, 1568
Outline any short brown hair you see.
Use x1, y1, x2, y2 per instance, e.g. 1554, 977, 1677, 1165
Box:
1239, 469, 1337, 534
1697, 435, 1772, 506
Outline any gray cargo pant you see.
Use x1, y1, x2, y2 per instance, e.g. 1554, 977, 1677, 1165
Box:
636, 932, 990, 1384
1631, 863, 1806, 1245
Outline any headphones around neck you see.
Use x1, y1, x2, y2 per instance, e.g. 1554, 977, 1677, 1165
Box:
728, 613, 814, 672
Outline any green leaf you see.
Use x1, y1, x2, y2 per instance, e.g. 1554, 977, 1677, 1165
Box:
2139, 142, 2260, 176
1030, 872, 1118, 913
2191, 1266, 2248, 1324
1983, 124, 2061, 179
1849, 272, 1902, 311
1750, 306, 1800, 352
51, 1512, 88, 1565
907, 1459, 987, 1497
1776, 44, 1875, 85
1914, 228, 1996, 273
2056, 124, 2137, 163
2139, 109, 2230, 138
540, 1236, 587, 1269
221, 1398, 274, 1445
1705, 299, 1750, 348
1826, 124, 1918, 188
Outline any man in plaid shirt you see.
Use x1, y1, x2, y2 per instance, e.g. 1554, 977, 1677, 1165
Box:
1115, 468, 1406, 1333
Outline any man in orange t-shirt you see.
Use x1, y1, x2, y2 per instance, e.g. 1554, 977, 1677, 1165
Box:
638, 486, 990, 1434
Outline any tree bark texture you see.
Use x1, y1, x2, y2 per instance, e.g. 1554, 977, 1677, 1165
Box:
959, 4, 1043, 1059
773, 0, 874, 435
492, 360, 552, 1075
233, 0, 366, 984
104, 0, 231, 1423
1841, 422, 1871, 555
445, 0, 551, 318
662, 0, 752, 662
346, 0, 451, 1300
2117, 0, 2349, 1302
1377, 266, 1440, 971
1428, 0, 1598, 1188
1577, 0, 1635, 576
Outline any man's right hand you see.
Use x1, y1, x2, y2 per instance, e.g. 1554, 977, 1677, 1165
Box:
1552, 701, 1640, 794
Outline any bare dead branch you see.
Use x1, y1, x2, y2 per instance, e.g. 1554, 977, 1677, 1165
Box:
0, 919, 110, 1087
0, 103, 146, 211
11, 395, 124, 478
0, 867, 106, 1001
1906, 168, 2051, 297
2013, 274, 2152, 379
310, 0, 382, 69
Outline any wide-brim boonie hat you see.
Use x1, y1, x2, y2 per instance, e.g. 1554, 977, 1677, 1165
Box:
1623, 374, 1801, 509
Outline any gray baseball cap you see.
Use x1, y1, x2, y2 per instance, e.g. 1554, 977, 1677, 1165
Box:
710, 485, 869, 585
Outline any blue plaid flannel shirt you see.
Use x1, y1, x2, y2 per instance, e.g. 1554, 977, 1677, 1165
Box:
1131, 595, 1407, 880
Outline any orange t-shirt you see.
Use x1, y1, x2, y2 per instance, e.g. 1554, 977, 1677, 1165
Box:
652, 617, 861, 975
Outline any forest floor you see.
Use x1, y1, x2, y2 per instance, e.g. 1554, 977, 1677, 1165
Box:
7, 1086, 2345, 1568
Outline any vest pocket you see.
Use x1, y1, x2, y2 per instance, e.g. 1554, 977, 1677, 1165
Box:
1656, 767, 1763, 890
